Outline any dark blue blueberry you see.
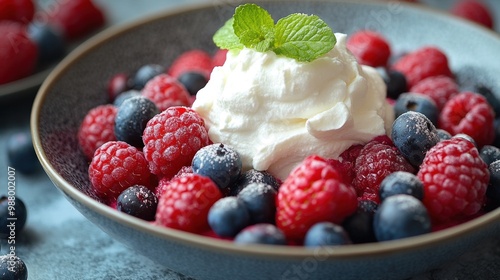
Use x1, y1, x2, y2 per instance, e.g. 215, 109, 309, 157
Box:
0, 196, 27, 239
391, 111, 440, 167
27, 23, 65, 66
437, 129, 452, 141
453, 133, 477, 148
480, 145, 500, 166
192, 143, 242, 190
114, 96, 159, 148
373, 194, 431, 241
342, 200, 377, 244
0, 255, 28, 280
6, 130, 40, 174
377, 68, 407, 100
379, 171, 424, 202
177, 71, 208, 96
113, 89, 141, 107
394, 93, 438, 125
234, 224, 287, 245
476, 85, 500, 117
230, 169, 280, 196
493, 119, 500, 148
208, 197, 250, 237
132, 64, 165, 89
487, 160, 500, 205
116, 185, 158, 221
237, 183, 276, 224
304, 222, 351, 247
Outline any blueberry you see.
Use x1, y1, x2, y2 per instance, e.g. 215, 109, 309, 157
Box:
476, 85, 500, 117
373, 194, 431, 241
437, 129, 452, 141
192, 143, 242, 190
27, 23, 65, 66
377, 68, 407, 100
391, 111, 440, 167
177, 71, 208, 96
208, 197, 250, 237
453, 133, 477, 147
480, 145, 500, 166
6, 130, 39, 174
113, 90, 141, 107
230, 169, 280, 196
493, 119, 500, 148
237, 183, 276, 224
234, 224, 287, 245
394, 93, 438, 125
114, 96, 159, 148
487, 160, 500, 204
379, 171, 424, 202
133, 64, 165, 89
0, 196, 27, 239
304, 222, 351, 247
0, 254, 28, 280
342, 200, 377, 244
117, 185, 158, 221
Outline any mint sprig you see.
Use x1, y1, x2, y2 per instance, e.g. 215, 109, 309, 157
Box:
213, 4, 336, 62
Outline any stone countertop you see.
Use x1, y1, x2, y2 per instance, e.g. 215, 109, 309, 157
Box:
1, 1, 500, 279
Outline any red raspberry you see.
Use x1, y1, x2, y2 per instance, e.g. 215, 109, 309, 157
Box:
107, 73, 131, 102
168, 49, 213, 79
0, 0, 35, 23
0, 21, 38, 84
141, 74, 191, 111
392, 46, 453, 88
78, 104, 117, 160
438, 91, 495, 147
212, 49, 228, 69
143, 106, 210, 178
409, 75, 459, 111
352, 139, 416, 203
450, 0, 494, 29
346, 30, 391, 67
417, 137, 488, 223
47, 0, 106, 41
327, 144, 363, 184
155, 166, 193, 199
276, 155, 358, 241
88, 141, 152, 203
155, 173, 222, 233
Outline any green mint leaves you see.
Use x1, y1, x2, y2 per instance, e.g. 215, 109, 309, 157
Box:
213, 4, 336, 62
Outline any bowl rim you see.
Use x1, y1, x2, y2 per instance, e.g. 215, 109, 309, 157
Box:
31, 0, 500, 260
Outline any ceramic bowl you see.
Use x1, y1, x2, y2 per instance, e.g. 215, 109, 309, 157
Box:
31, 1, 500, 279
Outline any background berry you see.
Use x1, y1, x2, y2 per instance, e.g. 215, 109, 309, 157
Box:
234, 224, 287, 245
304, 222, 351, 247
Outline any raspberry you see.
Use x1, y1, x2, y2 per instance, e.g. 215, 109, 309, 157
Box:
346, 30, 391, 67
450, 0, 494, 29
154, 166, 193, 198
155, 173, 222, 233
142, 106, 210, 178
78, 104, 117, 160
0, 0, 35, 22
212, 49, 228, 69
141, 74, 192, 111
409, 75, 459, 111
88, 141, 152, 203
417, 137, 489, 223
167, 49, 213, 79
276, 155, 358, 241
438, 91, 495, 147
0, 21, 38, 84
392, 46, 453, 88
352, 139, 416, 203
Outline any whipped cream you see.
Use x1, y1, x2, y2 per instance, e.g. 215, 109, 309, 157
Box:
192, 33, 394, 180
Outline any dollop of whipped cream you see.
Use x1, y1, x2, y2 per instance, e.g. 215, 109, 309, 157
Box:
192, 33, 394, 180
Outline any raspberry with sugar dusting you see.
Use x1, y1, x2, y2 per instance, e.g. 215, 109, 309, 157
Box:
141, 74, 192, 111
78, 104, 117, 160
409, 75, 459, 111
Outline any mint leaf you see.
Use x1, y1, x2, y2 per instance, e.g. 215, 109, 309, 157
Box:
213, 18, 244, 51
274, 13, 336, 62
233, 3, 275, 52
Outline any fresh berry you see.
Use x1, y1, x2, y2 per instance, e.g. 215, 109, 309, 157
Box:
117, 185, 158, 221
212, 49, 228, 68
234, 223, 287, 245
108, 73, 132, 102
476, 85, 500, 118
6, 130, 39, 174
438, 91, 495, 147
155, 166, 193, 199
47, 0, 106, 41
113, 89, 141, 107
479, 145, 500, 166
142, 106, 210, 178
391, 111, 440, 167
328, 143, 364, 185
237, 183, 277, 224
230, 169, 280, 196
192, 143, 242, 190
346, 30, 391, 67
378, 69, 408, 100
417, 137, 489, 222
0, 196, 27, 238
168, 49, 213, 79
342, 200, 377, 244
141, 73, 192, 111
392, 46, 452, 88
88, 141, 152, 203
155, 173, 222, 233
487, 161, 500, 204
177, 71, 209, 96
303, 222, 351, 247
276, 155, 358, 241
0, 254, 28, 280
114, 96, 159, 148
450, 0, 494, 29
132, 64, 165, 90
0, 0, 34, 23
27, 23, 66, 66
394, 92, 439, 125
208, 196, 251, 237
437, 128, 452, 141
0, 21, 38, 84
373, 194, 431, 241
379, 171, 424, 202
78, 104, 117, 160
409, 75, 459, 111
